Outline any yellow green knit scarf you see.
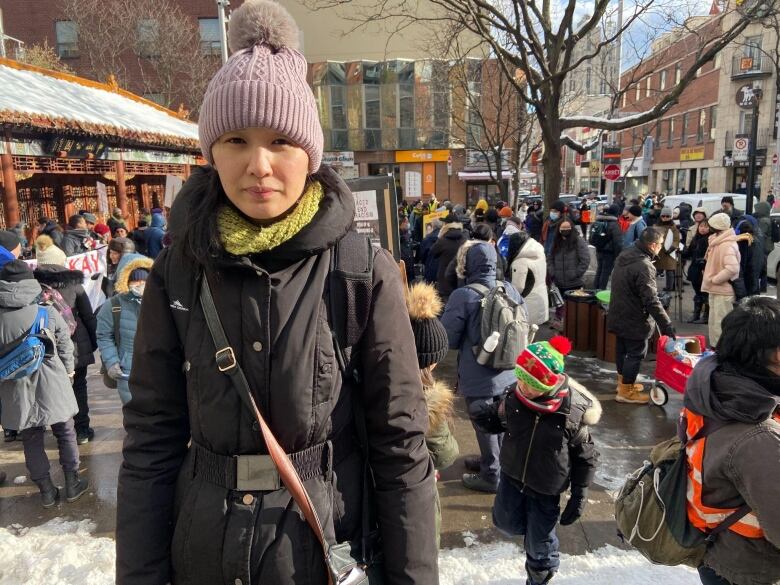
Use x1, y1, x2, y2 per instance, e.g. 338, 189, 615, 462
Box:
218, 181, 324, 255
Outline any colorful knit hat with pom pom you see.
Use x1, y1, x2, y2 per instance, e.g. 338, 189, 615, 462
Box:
514, 336, 572, 393
406, 282, 449, 369
198, 0, 323, 172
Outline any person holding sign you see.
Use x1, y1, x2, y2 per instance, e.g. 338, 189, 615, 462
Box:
115, 2, 437, 584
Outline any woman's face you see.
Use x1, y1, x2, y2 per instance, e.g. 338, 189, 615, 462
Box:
109, 250, 121, 264
698, 221, 710, 236
559, 221, 573, 234
211, 127, 310, 222
115, 227, 128, 238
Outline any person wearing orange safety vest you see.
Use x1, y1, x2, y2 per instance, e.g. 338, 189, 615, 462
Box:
683, 296, 780, 585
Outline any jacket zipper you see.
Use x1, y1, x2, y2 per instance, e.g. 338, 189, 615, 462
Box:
520, 414, 541, 487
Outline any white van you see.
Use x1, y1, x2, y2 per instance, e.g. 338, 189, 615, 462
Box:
662, 193, 758, 217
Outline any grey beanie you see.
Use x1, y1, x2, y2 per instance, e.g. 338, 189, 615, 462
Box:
661, 207, 673, 216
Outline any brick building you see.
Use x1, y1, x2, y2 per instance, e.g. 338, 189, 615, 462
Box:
618, 12, 722, 197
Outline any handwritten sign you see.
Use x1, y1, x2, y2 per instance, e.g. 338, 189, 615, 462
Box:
27, 246, 108, 311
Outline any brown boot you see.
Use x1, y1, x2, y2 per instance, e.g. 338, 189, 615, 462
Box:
616, 374, 623, 394
615, 382, 650, 404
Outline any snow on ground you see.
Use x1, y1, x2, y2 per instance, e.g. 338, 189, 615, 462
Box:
1, 519, 699, 585
0, 519, 114, 585
439, 541, 699, 585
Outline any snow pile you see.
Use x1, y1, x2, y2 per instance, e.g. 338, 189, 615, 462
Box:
0, 519, 114, 585
439, 542, 699, 585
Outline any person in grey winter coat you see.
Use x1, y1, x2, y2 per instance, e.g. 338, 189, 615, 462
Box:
61, 215, 96, 257
683, 296, 780, 585
96, 254, 151, 405
440, 241, 524, 494
116, 4, 437, 583
753, 201, 773, 291
589, 204, 624, 290
0, 260, 88, 507
34, 265, 98, 445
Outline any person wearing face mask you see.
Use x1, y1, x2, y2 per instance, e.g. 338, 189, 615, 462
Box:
608, 228, 675, 404
114, 2, 437, 583
655, 207, 681, 292
96, 253, 151, 405
541, 200, 569, 255
547, 220, 590, 329
702, 213, 741, 347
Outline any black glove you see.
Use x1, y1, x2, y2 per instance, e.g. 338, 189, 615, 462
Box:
467, 395, 507, 435
663, 325, 676, 340
560, 486, 587, 526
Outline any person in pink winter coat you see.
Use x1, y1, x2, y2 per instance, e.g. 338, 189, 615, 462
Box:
701, 212, 740, 347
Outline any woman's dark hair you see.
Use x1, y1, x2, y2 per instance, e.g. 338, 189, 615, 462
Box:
552, 220, 578, 253
472, 223, 494, 242
718, 296, 780, 371
486, 208, 499, 223
506, 231, 530, 266
167, 166, 226, 267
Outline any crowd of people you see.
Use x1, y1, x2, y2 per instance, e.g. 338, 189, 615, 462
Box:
0, 1, 777, 584
0, 205, 163, 506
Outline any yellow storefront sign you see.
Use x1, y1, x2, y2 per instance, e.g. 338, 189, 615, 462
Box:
396, 149, 450, 163
680, 147, 705, 162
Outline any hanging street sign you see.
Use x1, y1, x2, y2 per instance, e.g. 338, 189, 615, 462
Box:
736, 84, 762, 109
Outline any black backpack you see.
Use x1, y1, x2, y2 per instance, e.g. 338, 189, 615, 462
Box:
589, 221, 612, 252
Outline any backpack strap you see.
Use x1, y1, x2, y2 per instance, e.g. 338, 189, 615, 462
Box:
110, 296, 122, 348
328, 231, 374, 383
465, 283, 491, 297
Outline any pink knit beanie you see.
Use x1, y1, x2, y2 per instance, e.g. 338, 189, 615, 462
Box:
198, 0, 323, 173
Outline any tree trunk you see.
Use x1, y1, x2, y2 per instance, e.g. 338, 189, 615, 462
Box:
542, 138, 562, 210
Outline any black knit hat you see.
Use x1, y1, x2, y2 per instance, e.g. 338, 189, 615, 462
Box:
406, 283, 449, 369
627, 205, 643, 218
128, 268, 150, 282
0, 230, 20, 252
0, 259, 35, 282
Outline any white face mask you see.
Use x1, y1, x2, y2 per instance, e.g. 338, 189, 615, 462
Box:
129, 284, 146, 297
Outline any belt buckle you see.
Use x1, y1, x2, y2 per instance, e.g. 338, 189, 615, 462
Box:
215, 347, 236, 372
235, 454, 280, 491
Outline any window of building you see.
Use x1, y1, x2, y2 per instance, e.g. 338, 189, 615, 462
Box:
745, 35, 763, 60
697, 109, 706, 143
622, 92, 627, 108
599, 76, 607, 95
432, 85, 449, 129
198, 18, 222, 56
330, 85, 347, 129
635, 82, 641, 101
681, 112, 688, 145
668, 117, 675, 147
364, 85, 381, 129
399, 83, 414, 129
675, 63, 681, 85
586, 68, 592, 94
655, 121, 662, 148
569, 76, 575, 93
709, 105, 717, 140
700, 168, 708, 192
136, 19, 160, 58
739, 109, 754, 134
646, 76, 651, 97
55, 21, 79, 59
659, 69, 667, 90
466, 80, 482, 148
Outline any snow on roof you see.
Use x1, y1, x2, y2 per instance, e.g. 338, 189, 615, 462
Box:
0, 58, 199, 152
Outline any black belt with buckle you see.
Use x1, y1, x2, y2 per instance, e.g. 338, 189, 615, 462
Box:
192, 427, 356, 491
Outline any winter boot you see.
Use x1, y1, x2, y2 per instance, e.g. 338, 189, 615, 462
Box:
526, 567, 555, 585
64, 470, 88, 503
615, 374, 623, 394
463, 455, 481, 473
33, 475, 60, 508
687, 301, 702, 324
615, 382, 650, 404
695, 303, 709, 325
461, 473, 498, 493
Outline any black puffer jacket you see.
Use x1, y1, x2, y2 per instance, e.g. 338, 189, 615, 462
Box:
33, 264, 96, 369
607, 242, 673, 340
431, 222, 467, 299
476, 378, 600, 495
116, 166, 437, 585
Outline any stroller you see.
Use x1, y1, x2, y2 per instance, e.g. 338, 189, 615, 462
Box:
650, 334, 708, 406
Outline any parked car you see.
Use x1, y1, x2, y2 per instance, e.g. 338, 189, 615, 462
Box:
662, 193, 757, 217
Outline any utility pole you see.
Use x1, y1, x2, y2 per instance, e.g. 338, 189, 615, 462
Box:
605, 0, 623, 203
217, 0, 231, 65
746, 100, 760, 215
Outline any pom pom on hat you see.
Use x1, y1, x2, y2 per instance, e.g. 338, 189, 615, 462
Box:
406, 281, 443, 320
228, 0, 300, 52
548, 335, 572, 357
406, 283, 448, 369
513, 336, 571, 394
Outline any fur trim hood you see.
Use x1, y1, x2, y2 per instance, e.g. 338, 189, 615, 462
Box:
425, 379, 455, 432
438, 222, 463, 239
115, 254, 153, 294
455, 239, 482, 280
33, 264, 84, 288
569, 377, 602, 426
736, 233, 754, 246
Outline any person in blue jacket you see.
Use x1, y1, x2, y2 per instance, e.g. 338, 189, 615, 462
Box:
145, 212, 166, 259
440, 240, 523, 493
96, 253, 152, 404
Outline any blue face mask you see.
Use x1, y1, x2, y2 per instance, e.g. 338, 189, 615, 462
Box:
549, 211, 560, 221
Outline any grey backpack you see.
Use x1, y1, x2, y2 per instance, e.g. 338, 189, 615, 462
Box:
466, 282, 530, 369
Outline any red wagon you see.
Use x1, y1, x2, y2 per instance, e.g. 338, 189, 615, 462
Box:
650, 335, 707, 406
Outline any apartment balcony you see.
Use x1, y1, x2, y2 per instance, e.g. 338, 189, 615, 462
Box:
724, 128, 772, 151
731, 54, 773, 80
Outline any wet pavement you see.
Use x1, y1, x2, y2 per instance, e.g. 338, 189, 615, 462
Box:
0, 279, 772, 554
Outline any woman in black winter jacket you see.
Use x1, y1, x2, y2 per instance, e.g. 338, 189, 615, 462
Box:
33, 264, 97, 444
683, 221, 710, 324
115, 3, 436, 585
